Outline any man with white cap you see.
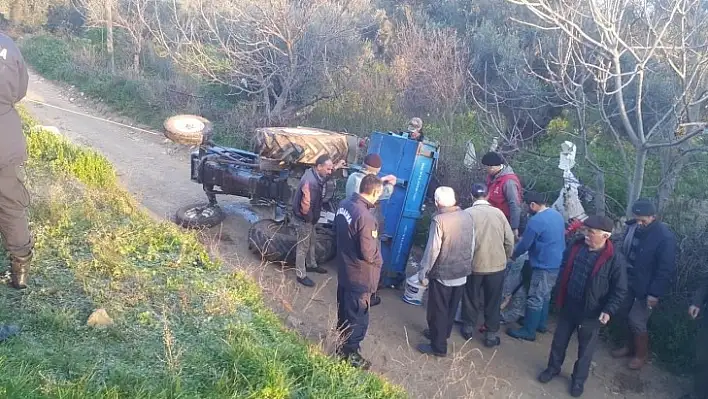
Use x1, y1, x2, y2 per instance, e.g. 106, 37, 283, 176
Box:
416, 187, 475, 357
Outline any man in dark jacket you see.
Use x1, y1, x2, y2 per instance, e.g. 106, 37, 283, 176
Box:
481, 152, 523, 238
611, 199, 676, 370
537, 216, 627, 397
291, 154, 343, 287
334, 174, 384, 369
0, 32, 32, 290
683, 277, 708, 399
416, 187, 476, 357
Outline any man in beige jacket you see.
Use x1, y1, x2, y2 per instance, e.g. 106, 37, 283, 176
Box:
460, 183, 515, 347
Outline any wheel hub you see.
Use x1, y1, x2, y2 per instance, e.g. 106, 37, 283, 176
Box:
171, 117, 206, 134
184, 206, 216, 220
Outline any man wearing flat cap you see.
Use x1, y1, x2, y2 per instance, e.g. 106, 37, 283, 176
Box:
537, 215, 627, 398
480, 151, 523, 239
345, 153, 396, 306
610, 198, 676, 370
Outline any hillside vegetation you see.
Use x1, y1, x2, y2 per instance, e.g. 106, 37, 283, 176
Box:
0, 107, 404, 398
6, 0, 708, 375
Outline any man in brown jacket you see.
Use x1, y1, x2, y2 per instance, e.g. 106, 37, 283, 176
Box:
460, 183, 515, 347
417, 187, 476, 357
0, 32, 32, 290
291, 154, 343, 287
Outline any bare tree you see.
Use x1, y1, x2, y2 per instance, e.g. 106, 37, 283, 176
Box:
508, 0, 708, 216
76, 0, 153, 71
144, 0, 375, 124
465, 5, 565, 151
391, 8, 469, 131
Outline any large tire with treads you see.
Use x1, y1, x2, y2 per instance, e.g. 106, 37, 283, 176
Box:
254, 127, 349, 165
163, 114, 213, 145
247, 219, 336, 265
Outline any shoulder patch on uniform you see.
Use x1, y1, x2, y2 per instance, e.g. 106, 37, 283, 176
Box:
372, 230, 378, 238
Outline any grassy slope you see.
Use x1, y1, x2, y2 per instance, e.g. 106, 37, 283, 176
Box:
0, 107, 404, 398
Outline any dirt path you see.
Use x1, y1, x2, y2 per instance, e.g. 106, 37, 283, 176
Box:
22, 70, 685, 399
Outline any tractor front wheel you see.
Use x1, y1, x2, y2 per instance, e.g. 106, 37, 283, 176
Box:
174, 203, 226, 229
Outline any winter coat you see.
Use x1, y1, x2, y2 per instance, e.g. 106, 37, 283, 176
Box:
555, 238, 628, 319
335, 193, 383, 294
292, 168, 325, 224
486, 166, 523, 229
465, 200, 515, 274
620, 219, 677, 299
0, 33, 30, 169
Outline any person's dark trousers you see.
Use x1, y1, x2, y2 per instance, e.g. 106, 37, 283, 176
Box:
427, 279, 464, 355
694, 317, 708, 398
461, 270, 506, 335
336, 285, 370, 355
546, 301, 601, 386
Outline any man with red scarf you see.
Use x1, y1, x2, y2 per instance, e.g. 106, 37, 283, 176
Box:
481, 152, 523, 238
537, 215, 627, 398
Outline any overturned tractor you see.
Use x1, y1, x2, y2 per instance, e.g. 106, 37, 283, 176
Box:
163, 114, 361, 265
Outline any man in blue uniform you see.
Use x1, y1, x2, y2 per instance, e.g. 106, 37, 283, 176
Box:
334, 174, 384, 369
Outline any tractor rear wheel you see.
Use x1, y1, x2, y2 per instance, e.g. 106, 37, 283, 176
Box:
247, 219, 336, 265
254, 127, 349, 165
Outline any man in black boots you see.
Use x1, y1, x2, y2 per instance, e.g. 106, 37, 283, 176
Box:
0, 32, 33, 291
611, 199, 676, 370
334, 175, 384, 369
537, 216, 627, 397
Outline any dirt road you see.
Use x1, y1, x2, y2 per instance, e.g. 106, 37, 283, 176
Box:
23, 70, 685, 399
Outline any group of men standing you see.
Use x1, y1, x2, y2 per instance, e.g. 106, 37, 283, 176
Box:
289, 123, 705, 396
410, 152, 683, 397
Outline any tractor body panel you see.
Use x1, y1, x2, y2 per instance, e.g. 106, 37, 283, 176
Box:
367, 132, 439, 287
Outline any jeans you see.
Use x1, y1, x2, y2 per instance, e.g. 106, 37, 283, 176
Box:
527, 268, 559, 312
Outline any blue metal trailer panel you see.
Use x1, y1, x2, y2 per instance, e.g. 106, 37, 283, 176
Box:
367, 132, 439, 287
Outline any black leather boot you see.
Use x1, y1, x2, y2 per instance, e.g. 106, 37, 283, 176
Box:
10, 251, 32, 289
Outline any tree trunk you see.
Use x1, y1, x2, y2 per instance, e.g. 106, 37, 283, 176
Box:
106, 1, 116, 74
626, 147, 648, 217
656, 147, 687, 215
133, 39, 142, 72
595, 171, 606, 216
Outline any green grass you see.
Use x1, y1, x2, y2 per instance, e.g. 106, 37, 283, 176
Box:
0, 106, 405, 398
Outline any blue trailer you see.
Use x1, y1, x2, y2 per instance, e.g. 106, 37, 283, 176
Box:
366, 132, 440, 288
